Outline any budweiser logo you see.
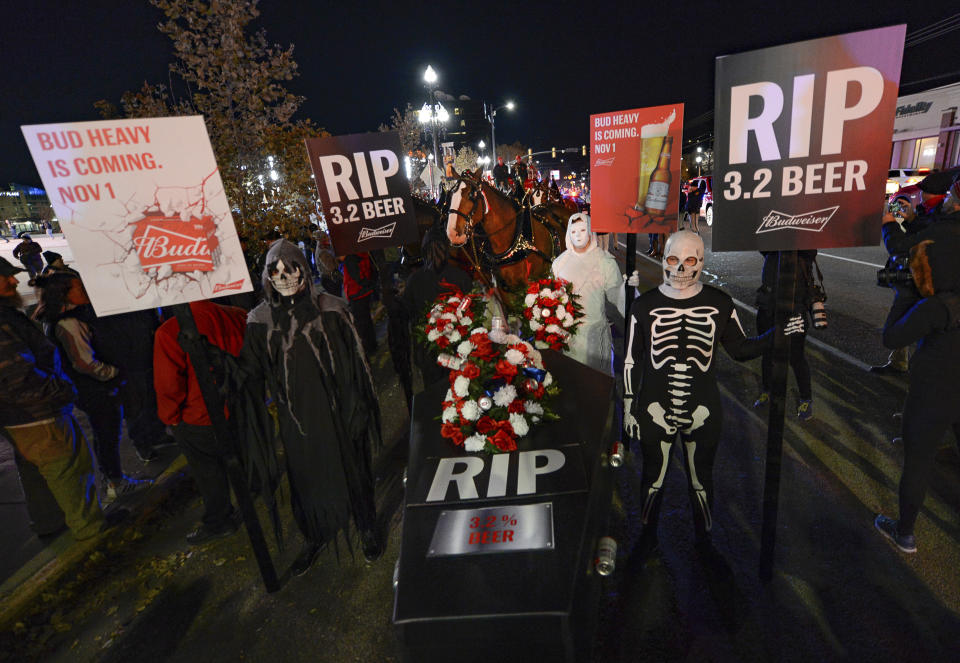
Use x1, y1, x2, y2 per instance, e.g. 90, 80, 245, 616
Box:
358, 222, 396, 243
130, 214, 218, 273
756, 206, 839, 234
213, 279, 245, 294
594, 157, 616, 167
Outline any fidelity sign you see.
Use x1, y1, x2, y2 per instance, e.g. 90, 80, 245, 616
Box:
712, 25, 906, 251
305, 131, 419, 255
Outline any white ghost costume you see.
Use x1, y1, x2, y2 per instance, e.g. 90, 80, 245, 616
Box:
551, 213, 624, 374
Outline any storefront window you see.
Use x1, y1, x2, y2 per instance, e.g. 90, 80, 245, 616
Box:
916, 136, 939, 170
895, 139, 920, 168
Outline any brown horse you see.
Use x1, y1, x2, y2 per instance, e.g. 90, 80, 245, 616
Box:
446, 170, 567, 291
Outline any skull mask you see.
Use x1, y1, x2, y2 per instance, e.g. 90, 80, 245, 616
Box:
662, 230, 704, 290
268, 258, 305, 297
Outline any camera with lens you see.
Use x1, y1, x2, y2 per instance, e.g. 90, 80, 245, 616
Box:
876, 254, 913, 288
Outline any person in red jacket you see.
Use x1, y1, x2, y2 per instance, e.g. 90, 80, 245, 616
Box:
154, 299, 247, 545
340, 252, 378, 357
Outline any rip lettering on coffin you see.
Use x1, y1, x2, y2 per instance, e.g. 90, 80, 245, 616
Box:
130, 209, 220, 273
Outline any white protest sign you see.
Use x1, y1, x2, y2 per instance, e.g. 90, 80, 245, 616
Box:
21, 115, 251, 316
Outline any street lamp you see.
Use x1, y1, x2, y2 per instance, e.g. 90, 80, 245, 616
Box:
695, 155, 703, 177
419, 65, 448, 197
485, 100, 514, 163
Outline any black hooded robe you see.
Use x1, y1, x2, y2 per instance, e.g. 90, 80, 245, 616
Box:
240, 240, 380, 546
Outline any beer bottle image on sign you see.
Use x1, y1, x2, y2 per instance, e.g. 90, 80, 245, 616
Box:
644, 136, 673, 215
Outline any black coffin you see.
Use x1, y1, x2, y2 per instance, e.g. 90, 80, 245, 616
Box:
393, 350, 616, 663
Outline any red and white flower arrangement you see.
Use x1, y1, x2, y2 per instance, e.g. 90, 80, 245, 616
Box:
519, 277, 584, 352
418, 287, 558, 454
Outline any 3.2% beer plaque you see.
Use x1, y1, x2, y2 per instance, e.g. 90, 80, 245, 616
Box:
427, 503, 555, 557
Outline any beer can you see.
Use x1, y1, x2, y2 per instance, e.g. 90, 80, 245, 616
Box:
595, 536, 617, 576
609, 441, 625, 468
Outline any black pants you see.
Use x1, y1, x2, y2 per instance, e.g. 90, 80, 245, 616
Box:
121, 371, 167, 453
757, 308, 811, 400
78, 389, 124, 480
349, 295, 377, 357
12, 445, 66, 535
897, 379, 960, 536
173, 423, 234, 528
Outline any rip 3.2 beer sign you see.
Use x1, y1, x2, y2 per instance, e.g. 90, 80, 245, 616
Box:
305, 131, 419, 255
712, 25, 905, 251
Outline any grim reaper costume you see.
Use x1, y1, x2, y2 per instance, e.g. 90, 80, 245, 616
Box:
551, 212, 625, 374
623, 231, 794, 549
241, 240, 382, 573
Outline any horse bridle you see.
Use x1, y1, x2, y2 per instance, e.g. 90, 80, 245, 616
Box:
448, 173, 487, 243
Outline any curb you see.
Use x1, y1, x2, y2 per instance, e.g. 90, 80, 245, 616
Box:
0, 455, 190, 631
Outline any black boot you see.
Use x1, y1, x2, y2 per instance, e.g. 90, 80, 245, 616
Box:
360, 528, 383, 562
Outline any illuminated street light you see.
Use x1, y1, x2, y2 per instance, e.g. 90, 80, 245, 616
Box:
420, 65, 447, 197
486, 100, 515, 163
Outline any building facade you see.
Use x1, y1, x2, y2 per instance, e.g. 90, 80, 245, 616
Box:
0, 183, 56, 235
890, 82, 960, 171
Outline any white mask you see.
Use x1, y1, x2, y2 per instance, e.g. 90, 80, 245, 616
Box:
269, 258, 305, 297
662, 230, 704, 290
569, 221, 590, 250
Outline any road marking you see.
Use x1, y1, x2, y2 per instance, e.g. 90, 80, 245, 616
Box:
615, 241, 873, 371
817, 252, 884, 269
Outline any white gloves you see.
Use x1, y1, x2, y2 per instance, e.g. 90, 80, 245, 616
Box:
784, 314, 805, 336
625, 270, 640, 287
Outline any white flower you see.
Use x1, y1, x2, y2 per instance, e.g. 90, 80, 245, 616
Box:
447, 297, 460, 304
532, 415, 541, 423
461, 400, 480, 421
555, 307, 566, 320
562, 317, 574, 328
493, 384, 518, 407
546, 324, 562, 334
552, 289, 563, 299
529, 320, 542, 332
541, 307, 551, 318
441, 312, 457, 321
471, 326, 489, 336
448, 330, 462, 343
504, 333, 521, 345
540, 288, 551, 297
543, 372, 553, 387
445, 389, 454, 402
454, 375, 470, 398
441, 406, 457, 423
464, 434, 486, 452
456, 340, 474, 357
460, 317, 472, 326
509, 412, 529, 437
532, 305, 541, 319
524, 401, 544, 415
524, 293, 537, 307
427, 329, 440, 341
505, 349, 525, 365
535, 340, 549, 349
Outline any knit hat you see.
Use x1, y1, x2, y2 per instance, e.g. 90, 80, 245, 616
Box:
43, 251, 62, 265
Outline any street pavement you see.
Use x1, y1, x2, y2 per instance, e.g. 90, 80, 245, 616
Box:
0, 235, 957, 662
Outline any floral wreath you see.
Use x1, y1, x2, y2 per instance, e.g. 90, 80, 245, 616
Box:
418, 287, 559, 453
517, 277, 584, 352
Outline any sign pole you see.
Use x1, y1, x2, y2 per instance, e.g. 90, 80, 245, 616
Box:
171, 303, 280, 593
759, 250, 796, 584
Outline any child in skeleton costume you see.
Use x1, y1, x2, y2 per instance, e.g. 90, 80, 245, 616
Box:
241, 240, 383, 575
623, 231, 802, 547
551, 213, 637, 374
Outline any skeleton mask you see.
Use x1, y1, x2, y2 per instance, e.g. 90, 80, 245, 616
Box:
662, 230, 704, 290
268, 258, 305, 297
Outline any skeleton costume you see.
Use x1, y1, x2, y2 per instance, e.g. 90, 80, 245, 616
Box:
624, 231, 771, 544
551, 213, 624, 374
240, 240, 381, 566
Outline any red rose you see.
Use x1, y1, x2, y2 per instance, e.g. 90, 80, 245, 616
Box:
437, 336, 450, 349
495, 360, 518, 379
527, 283, 540, 294
441, 422, 459, 439
546, 316, 559, 326
540, 297, 558, 308
473, 341, 498, 361
461, 362, 481, 379
476, 416, 497, 434
566, 302, 575, 314
457, 325, 468, 335
508, 399, 525, 414
491, 429, 517, 452
523, 308, 533, 320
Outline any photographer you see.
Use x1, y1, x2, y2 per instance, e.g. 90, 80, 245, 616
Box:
874, 236, 960, 554
874, 171, 960, 374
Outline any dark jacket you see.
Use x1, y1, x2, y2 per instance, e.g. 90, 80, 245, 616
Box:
0, 304, 77, 426
756, 250, 818, 314
685, 188, 703, 214
341, 253, 378, 301
13, 240, 42, 262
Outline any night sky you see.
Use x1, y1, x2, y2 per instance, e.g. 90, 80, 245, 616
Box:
3, 0, 958, 187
